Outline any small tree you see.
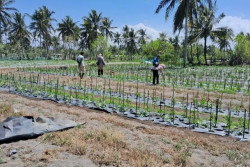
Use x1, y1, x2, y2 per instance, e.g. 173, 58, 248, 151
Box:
91, 35, 110, 60
141, 39, 176, 64
232, 32, 250, 65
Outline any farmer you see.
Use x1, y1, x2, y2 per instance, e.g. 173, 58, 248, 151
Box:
76, 51, 85, 79
158, 64, 166, 82
96, 53, 105, 76
151, 55, 160, 85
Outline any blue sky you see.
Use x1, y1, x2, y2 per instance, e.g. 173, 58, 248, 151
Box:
12, 0, 250, 39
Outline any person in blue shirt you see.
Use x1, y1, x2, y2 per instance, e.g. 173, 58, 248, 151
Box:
151, 55, 160, 85
153, 56, 159, 65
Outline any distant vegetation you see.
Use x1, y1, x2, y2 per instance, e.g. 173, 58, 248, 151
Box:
0, 0, 249, 66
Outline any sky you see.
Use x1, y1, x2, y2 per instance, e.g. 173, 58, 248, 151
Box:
11, 0, 250, 40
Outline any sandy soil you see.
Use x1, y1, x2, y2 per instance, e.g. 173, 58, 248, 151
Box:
0, 91, 250, 167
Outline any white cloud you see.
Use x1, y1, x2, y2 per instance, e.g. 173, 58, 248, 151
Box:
128, 23, 161, 40
216, 16, 250, 35
114, 23, 161, 40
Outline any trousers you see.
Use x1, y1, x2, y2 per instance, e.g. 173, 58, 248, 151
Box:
98, 69, 103, 76
152, 70, 159, 85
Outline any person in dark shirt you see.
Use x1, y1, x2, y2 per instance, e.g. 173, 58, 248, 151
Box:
151, 55, 160, 85
96, 53, 105, 76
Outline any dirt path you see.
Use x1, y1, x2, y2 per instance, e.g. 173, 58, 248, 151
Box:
0, 91, 249, 167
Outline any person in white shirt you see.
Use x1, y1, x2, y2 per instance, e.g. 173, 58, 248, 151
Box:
76, 52, 85, 79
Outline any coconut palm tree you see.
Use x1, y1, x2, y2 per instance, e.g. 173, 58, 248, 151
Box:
113, 32, 122, 48
127, 28, 138, 60
137, 29, 148, 53
78, 36, 88, 51
122, 25, 129, 48
30, 6, 56, 57
155, 0, 212, 67
9, 12, 31, 59
80, 10, 103, 50
137, 29, 147, 45
158, 32, 167, 41
246, 33, 250, 41
101, 17, 116, 39
0, 0, 17, 42
86, 9, 102, 35
214, 27, 234, 62
169, 35, 180, 56
58, 16, 79, 41
189, 1, 225, 65
123, 25, 129, 33
58, 16, 80, 59
80, 19, 92, 50
51, 36, 60, 53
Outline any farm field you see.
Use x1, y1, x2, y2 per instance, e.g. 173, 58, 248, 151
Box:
0, 61, 250, 167
0, 60, 76, 68
1, 0, 250, 166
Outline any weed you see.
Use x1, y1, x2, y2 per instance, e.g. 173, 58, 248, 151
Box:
178, 147, 192, 166
0, 104, 24, 121
163, 157, 170, 164
0, 104, 13, 115
226, 150, 250, 165
174, 141, 182, 152
0, 157, 5, 165
162, 138, 171, 145
39, 149, 58, 163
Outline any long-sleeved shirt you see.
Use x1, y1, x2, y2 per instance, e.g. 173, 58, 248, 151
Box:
153, 57, 159, 64
97, 56, 105, 66
77, 55, 84, 66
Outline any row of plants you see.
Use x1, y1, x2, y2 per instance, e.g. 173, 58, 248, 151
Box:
5, 70, 249, 114
0, 72, 249, 141
19, 65, 250, 95
0, 60, 76, 68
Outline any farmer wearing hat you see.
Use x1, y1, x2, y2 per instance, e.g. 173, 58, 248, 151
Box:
96, 53, 106, 76
76, 51, 85, 79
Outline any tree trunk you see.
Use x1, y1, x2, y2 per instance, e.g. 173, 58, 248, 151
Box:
0, 24, 2, 58
183, 0, 189, 68
190, 44, 193, 65
196, 44, 200, 65
46, 34, 49, 59
204, 36, 208, 65
40, 35, 42, 57
224, 38, 226, 63
68, 42, 72, 60
63, 42, 67, 60
21, 37, 25, 60
18, 44, 21, 60
0, 23, 2, 43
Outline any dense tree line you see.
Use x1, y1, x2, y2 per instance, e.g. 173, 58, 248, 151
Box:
0, 0, 249, 65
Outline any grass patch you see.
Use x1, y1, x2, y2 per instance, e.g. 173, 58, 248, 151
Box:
39, 149, 59, 163
42, 127, 167, 166
162, 138, 171, 145
0, 104, 13, 116
0, 104, 24, 121
225, 150, 250, 166
0, 157, 5, 165
170, 140, 193, 166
